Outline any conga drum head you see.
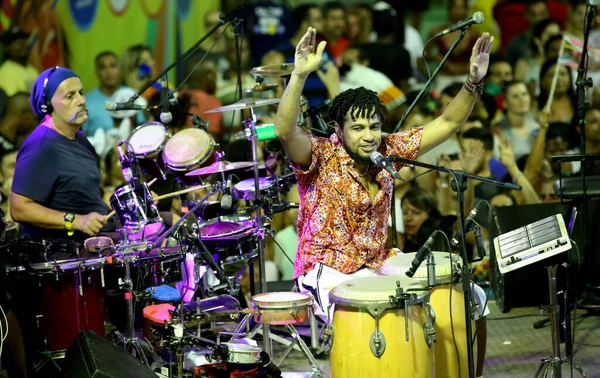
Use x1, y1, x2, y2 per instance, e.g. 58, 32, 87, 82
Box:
379, 251, 462, 283
330, 275, 426, 308
128, 122, 169, 158
162, 128, 214, 171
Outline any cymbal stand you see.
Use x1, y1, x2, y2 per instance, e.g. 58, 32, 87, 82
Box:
114, 231, 164, 369
534, 265, 588, 378
243, 108, 272, 357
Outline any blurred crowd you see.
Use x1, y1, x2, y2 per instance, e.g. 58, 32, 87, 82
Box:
0, 0, 599, 283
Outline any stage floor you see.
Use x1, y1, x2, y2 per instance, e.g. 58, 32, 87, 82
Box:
274, 301, 600, 378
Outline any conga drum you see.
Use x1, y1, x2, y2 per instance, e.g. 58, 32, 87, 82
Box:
329, 275, 435, 378
380, 251, 475, 378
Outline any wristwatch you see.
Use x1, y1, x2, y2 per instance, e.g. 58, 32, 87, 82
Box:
64, 212, 75, 236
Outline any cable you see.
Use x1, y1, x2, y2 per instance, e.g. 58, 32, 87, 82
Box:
0, 304, 5, 357
268, 231, 295, 268
569, 238, 581, 378
421, 35, 438, 85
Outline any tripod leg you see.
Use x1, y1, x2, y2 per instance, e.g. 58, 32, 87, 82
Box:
567, 359, 590, 378
535, 358, 551, 378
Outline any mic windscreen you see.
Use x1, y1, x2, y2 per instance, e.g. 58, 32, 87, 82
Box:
472, 11, 485, 24
160, 112, 173, 124
104, 102, 116, 110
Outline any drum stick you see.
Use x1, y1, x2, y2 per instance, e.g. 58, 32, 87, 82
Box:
152, 184, 211, 202
103, 178, 160, 222
546, 36, 567, 111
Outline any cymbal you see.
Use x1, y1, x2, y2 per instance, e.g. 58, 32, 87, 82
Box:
249, 83, 279, 93
250, 63, 294, 77
205, 97, 281, 113
185, 160, 258, 176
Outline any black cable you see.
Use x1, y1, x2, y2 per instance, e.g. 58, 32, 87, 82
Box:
486, 314, 540, 321
570, 238, 581, 378
268, 230, 295, 268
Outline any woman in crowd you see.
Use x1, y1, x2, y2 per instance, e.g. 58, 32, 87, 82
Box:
538, 58, 576, 124
493, 81, 539, 160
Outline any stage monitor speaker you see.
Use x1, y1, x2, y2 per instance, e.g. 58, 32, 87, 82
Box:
63, 330, 155, 378
489, 202, 569, 312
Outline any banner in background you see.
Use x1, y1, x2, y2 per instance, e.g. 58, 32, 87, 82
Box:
0, 0, 218, 89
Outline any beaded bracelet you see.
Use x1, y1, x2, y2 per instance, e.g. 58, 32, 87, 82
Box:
464, 77, 484, 95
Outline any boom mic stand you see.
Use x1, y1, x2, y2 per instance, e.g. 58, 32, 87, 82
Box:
387, 155, 521, 378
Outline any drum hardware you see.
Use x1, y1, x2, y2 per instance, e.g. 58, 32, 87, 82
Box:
423, 301, 437, 348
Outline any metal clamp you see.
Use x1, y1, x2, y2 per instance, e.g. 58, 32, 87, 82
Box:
369, 309, 386, 357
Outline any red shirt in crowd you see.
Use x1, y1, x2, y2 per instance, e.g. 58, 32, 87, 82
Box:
292, 127, 423, 278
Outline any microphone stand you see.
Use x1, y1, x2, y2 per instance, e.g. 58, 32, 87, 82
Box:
393, 29, 467, 133
126, 7, 243, 103
388, 155, 521, 378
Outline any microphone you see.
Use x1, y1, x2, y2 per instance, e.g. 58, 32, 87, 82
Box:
234, 124, 277, 141
406, 231, 437, 278
435, 12, 485, 36
104, 102, 153, 111
264, 202, 300, 215
473, 223, 486, 260
450, 201, 483, 249
220, 178, 234, 210
160, 78, 173, 124
370, 151, 402, 180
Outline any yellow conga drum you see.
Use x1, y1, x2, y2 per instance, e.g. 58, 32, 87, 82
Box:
329, 275, 435, 378
380, 252, 475, 378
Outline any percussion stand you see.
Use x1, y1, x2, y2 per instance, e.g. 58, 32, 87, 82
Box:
114, 232, 163, 369
242, 108, 273, 357
387, 155, 522, 378
534, 265, 589, 378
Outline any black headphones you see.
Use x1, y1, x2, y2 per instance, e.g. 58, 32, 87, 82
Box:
40, 66, 59, 115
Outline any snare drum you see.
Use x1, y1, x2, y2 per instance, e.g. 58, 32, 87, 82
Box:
380, 252, 473, 378
162, 128, 215, 186
22, 255, 109, 353
250, 292, 312, 325
109, 183, 164, 240
329, 275, 435, 378
128, 121, 170, 178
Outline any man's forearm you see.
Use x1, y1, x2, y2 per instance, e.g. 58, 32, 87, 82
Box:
11, 195, 68, 230
440, 87, 478, 134
275, 72, 307, 140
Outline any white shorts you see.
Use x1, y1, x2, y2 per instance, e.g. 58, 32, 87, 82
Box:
297, 263, 490, 323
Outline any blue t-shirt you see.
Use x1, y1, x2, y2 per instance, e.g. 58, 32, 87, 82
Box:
82, 87, 146, 136
245, 1, 293, 65
12, 126, 110, 239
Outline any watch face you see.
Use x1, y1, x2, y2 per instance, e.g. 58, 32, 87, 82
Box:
65, 213, 75, 222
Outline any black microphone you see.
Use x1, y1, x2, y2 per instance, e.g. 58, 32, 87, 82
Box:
450, 201, 483, 249
220, 178, 234, 210
435, 12, 485, 36
473, 223, 486, 260
406, 231, 437, 278
370, 151, 402, 180
104, 102, 153, 111
264, 202, 300, 215
159, 78, 173, 124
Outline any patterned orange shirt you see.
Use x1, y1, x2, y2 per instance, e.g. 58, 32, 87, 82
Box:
292, 127, 423, 278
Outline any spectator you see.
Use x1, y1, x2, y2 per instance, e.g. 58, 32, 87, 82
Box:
580, 107, 600, 175
83, 51, 123, 136
184, 10, 229, 80
544, 35, 564, 61
460, 127, 504, 202
321, 1, 349, 65
366, 2, 413, 92
0, 92, 37, 155
565, 1, 600, 43
352, 3, 376, 43
538, 58, 576, 124
0, 28, 38, 96
246, 1, 293, 65
545, 122, 579, 175
497, 136, 541, 204
504, 0, 549, 66
339, 46, 405, 112
493, 81, 539, 160
0, 148, 18, 220
275, 4, 338, 108
182, 60, 224, 141
121, 44, 157, 99
487, 56, 514, 92
427, 0, 480, 92
515, 19, 561, 99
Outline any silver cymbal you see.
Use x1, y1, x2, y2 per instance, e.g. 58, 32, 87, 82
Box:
185, 160, 258, 176
205, 97, 281, 113
250, 63, 295, 77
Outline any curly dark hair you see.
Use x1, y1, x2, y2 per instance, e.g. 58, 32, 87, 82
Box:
328, 87, 386, 129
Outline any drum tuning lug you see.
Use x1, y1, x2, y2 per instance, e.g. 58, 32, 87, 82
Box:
369, 310, 386, 357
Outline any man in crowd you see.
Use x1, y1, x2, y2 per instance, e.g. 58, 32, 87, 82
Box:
0, 28, 39, 96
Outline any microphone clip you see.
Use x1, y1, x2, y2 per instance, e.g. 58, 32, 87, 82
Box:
388, 281, 415, 310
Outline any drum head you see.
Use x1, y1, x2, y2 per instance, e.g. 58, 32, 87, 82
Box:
380, 252, 461, 282
198, 215, 253, 239
330, 276, 425, 307
163, 128, 214, 170
234, 177, 274, 192
251, 292, 311, 306
128, 122, 168, 157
